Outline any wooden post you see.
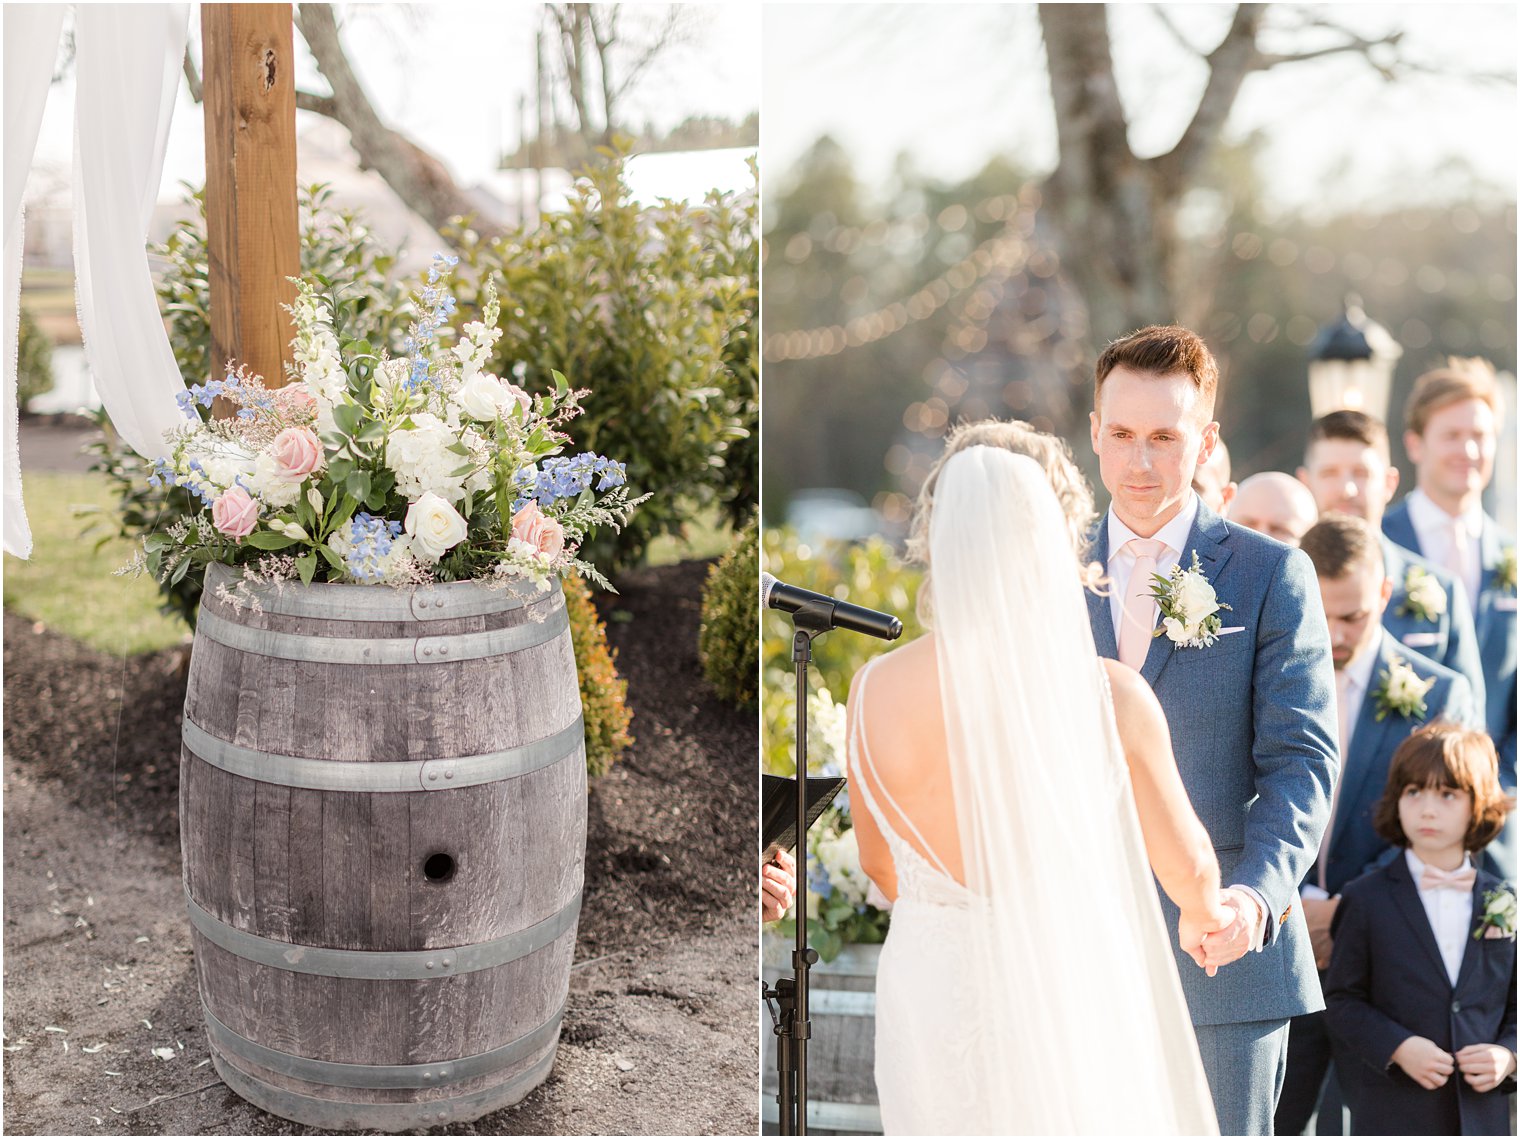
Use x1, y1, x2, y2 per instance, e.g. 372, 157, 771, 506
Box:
201, 4, 298, 396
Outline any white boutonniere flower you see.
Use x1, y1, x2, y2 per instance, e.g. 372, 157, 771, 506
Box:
1372, 657, 1436, 722
1149, 550, 1232, 649
1495, 546, 1517, 593
1475, 885, 1516, 941
1395, 565, 1447, 624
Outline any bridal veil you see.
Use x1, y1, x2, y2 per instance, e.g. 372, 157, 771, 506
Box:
927, 446, 1217, 1134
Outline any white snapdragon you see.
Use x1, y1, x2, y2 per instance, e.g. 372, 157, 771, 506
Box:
385, 413, 468, 502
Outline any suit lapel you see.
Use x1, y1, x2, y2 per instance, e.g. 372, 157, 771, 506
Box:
1384, 500, 1423, 558
1389, 855, 1454, 986
1140, 504, 1235, 686
1087, 522, 1118, 659
1453, 872, 1493, 995
1331, 642, 1402, 865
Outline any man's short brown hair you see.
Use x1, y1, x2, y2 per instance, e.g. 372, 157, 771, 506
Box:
1306, 409, 1390, 462
1404, 357, 1504, 437
1372, 721, 1510, 852
1094, 325, 1219, 416
1299, 513, 1383, 580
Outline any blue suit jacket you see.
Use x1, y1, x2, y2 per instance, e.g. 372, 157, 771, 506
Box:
1324, 857, 1517, 1136
1087, 498, 1338, 1027
1385, 500, 1517, 880
1381, 535, 1486, 715
1307, 634, 1478, 899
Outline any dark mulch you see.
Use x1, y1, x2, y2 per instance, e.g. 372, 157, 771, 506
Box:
2, 558, 759, 1135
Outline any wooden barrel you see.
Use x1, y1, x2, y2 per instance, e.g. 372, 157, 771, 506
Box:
180, 563, 586, 1131
761, 938, 883, 1136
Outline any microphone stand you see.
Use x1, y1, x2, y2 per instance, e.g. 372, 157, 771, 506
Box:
765, 594, 836, 1136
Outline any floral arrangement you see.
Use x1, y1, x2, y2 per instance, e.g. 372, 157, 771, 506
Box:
141, 254, 646, 598
1496, 546, 1517, 594
772, 685, 889, 962
1475, 884, 1516, 940
1372, 657, 1436, 722
1150, 550, 1232, 649
1395, 565, 1448, 624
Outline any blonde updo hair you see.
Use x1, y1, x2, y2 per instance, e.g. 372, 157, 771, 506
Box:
907, 419, 1103, 623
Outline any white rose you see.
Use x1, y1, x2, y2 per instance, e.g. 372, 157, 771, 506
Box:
404, 492, 469, 562
1176, 572, 1218, 621
1163, 616, 1186, 643
455, 374, 514, 421
249, 451, 302, 508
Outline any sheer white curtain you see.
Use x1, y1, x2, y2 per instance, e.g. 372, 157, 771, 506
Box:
3, 4, 66, 559
3, 4, 188, 559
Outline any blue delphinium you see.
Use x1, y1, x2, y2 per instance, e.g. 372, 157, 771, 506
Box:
403, 253, 463, 392
343, 513, 404, 583
511, 453, 628, 511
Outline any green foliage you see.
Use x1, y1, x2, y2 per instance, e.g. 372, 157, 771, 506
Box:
563, 573, 633, 777
90, 183, 411, 627
15, 306, 54, 409
698, 513, 758, 708
451, 150, 758, 570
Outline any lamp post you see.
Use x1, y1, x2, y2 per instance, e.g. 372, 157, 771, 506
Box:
1307, 297, 1402, 422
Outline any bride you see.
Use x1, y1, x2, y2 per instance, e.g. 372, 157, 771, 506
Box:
847, 420, 1227, 1135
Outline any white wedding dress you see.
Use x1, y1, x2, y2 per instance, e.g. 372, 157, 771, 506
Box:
847, 447, 1218, 1136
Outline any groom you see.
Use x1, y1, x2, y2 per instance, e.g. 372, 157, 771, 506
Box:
1085, 325, 1339, 1136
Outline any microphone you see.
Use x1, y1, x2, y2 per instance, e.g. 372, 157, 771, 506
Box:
760, 572, 903, 641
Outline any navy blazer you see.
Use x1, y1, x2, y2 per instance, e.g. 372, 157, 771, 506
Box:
1381, 535, 1486, 715
1088, 497, 1338, 1027
1308, 634, 1478, 898
1325, 857, 1517, 1136
1385, 500, 1517, 881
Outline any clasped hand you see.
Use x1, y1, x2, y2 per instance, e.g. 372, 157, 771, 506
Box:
1179, 889, 1258, 977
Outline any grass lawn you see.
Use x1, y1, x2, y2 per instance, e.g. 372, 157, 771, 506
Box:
2, 472, 188, 656
645, 503, 736, 567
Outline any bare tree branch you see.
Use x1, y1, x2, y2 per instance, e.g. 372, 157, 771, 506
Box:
1149, 4, 1204, 59
1155, 4, 1264, 196
295, 90, 338, 117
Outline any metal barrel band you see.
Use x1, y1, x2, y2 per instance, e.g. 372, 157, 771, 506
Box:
210, 1046, 556, 1131
202, 563, 558, 622
185, 891, 582, 979
201, 999, 565, 1089
194, 600, 569, 666
181, 715, 585, 793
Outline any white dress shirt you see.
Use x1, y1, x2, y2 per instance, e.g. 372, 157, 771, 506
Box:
1406, 488, 1485, 609
1304, 641, 1381, 898
1105, 493, 1200, 640
1106, 494, 1271, 949
1406, 849, 1475, 987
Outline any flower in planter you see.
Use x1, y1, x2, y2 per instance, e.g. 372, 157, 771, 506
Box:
140, 254, 648, 594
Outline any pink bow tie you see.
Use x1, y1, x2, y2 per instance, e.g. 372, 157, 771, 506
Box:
1420, 865, 1476, 892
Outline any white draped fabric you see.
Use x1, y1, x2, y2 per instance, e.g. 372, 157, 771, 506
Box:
3, 4, 188, 558
3, 3, 66, 559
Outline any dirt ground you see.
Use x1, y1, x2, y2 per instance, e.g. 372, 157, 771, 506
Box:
2, 436, 761, 1136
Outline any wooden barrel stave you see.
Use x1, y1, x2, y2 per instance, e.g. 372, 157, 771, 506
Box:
183, 566, 584, 1126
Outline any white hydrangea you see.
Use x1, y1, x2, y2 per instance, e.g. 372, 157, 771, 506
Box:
249, 451, 302, 508
814, 825, 869, 906
188, 439, 256, 492
385, 412, 467, 502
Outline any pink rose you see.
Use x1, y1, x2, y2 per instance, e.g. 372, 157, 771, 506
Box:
502, 383, 532, 413
511, 500, 565, 560
212, 486, 259, 541
271, 426, 324, 479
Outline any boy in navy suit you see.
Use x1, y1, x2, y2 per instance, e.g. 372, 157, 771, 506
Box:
1325, 722, 1516, 1135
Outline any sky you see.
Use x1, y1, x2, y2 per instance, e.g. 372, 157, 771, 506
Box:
762, 3, 1517, 215
26, 3, 761, 200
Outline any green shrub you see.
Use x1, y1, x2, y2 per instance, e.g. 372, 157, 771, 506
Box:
87, 183, 410, 628
16, 306, 54, 409
450, 149, 758, 570
564, 573, 633, 777
698, 513, 758, 708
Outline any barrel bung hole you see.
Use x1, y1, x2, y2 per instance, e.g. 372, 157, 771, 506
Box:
423, 852, 456, 883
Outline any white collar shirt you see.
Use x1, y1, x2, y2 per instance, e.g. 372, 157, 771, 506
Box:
1406, 488, 1485, 605
1405, 848, 1475, 987
1339, 632, 1382, 757
1105, 493, 1201, 641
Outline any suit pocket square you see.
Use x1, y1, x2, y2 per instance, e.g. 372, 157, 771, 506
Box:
1401, 632, 1441, 647
1483, 925, 1512, 939
1216, 627, 1246, 636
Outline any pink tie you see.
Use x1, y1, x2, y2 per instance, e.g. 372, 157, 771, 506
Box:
1119, 539, 1167, 671
1318, 671, 1355, 892
1421, 865, 1477, 892
1448, 516, 1476, 613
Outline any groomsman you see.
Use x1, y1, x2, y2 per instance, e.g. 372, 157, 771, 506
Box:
1086, 325, 1338, 1136
1193, 437, 1237, 515
1229, 471, 1319, 546
1276, 514, 1479, 1136
1383, 360, 1516, 879
1298, 409, 1486, 715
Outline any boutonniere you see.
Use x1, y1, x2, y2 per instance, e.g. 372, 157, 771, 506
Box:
1372, 657, 1436, 722
1395, 565, 1447, 624
1149, 550, 1232, 649
1495, 546, 1516, 593
1474, 885, 1516, 941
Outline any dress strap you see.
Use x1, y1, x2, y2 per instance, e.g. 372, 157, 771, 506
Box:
850, 655, 956, 880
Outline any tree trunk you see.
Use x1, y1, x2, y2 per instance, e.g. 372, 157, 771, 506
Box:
294, 4, 507, 241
